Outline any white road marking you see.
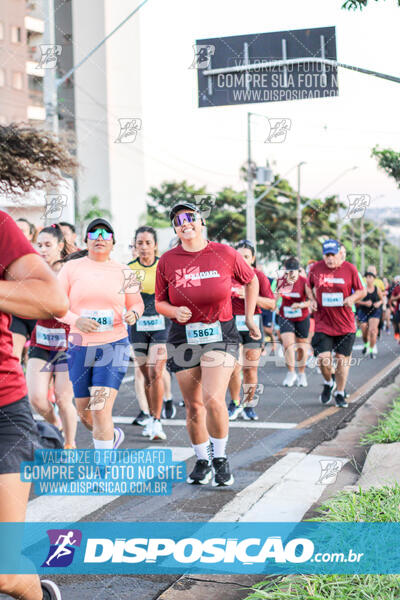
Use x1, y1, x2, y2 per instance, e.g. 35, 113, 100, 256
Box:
212, 452, 347, 522
112, 417, 297, 429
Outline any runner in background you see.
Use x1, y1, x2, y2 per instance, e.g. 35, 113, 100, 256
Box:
260, 275, 277, 354
228, 240, 275, 421
26, 224, 77, 449
390, 276, 400, 343
59, 221, 80, 254
58, 218, 144, 451
276, 257, 310, 387
128, 226, 172, 442
9, 217, 38, 362
382, 277, 391, 333
0, 121, 76, 600
306, 239, 365, 408
156, 202, 260, 487
356, 271, 383, 358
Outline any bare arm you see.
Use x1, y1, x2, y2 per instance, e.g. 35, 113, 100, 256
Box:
305, 283, 317, 312
256, 295, 276, 310
343, 288, 366, 307
245, 275, 261, 339
1, 254, 69, 318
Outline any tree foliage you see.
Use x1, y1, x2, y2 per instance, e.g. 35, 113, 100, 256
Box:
372, 146, 400, 186
342, 0, 400, 9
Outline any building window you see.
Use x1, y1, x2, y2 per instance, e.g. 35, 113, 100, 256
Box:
11, 26, 22, 43
0, 69, 5, 87
0, 23, 4, 40
12, 72, 23, 90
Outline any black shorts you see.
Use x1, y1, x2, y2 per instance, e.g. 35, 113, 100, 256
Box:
261, 309, 273, 328
357, 308, 382, 323
9, 316, 36, 339
311, 331, 356, 357
166, 319, 240, 373
129, 319, 170, 355
0, 396, 40, 474
236, 317, 265, 348
28, 345, 69, 372
279, 315, 310, 338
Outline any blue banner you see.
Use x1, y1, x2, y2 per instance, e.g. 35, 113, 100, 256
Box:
0, 522, 399, 574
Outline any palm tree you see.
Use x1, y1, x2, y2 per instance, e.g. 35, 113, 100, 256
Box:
79, 195, 112, 222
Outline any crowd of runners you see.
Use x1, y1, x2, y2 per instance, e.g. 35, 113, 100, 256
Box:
1, 127, 400, 600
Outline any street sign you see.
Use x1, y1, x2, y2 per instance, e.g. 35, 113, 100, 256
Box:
195, 27, 338, 107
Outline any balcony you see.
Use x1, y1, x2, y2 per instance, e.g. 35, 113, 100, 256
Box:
24, 16, 44, 34
27, 105, 45, 120
28, 89, 43, 106
26, 61, 44, 77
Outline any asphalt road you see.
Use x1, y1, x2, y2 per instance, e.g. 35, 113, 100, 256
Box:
4, 331, 399, 600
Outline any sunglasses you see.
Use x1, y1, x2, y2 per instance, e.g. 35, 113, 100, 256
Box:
87, 228, 113, 241
173, 212, 201, 227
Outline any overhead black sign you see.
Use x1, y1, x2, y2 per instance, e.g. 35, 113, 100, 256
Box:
195, 27, 338, 107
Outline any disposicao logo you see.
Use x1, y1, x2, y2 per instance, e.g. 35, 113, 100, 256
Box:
41, 529, 82, 567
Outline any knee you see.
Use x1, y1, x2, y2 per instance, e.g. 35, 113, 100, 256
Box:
186, 401, 205, 420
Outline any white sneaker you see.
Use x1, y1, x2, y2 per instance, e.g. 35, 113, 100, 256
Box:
150, 419, 166, 441
371, 346, 378, 356
142, 417, 154, 437
297, 372, 308, 387
283, 371, 298, 387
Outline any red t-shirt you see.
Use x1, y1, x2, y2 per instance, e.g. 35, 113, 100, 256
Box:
391, 284, 400, 312
307, 260, 363, 335
0, 211, 38, 407
156, 241, 255, 323
232, 267, 273, 315
31, 318, 70, 351
278, 275, 309, 322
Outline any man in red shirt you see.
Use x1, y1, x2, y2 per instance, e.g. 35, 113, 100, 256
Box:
306, 239, 365, 408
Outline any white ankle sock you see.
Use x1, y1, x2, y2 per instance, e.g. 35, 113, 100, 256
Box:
209, 435, 228, 459
93, 438, 113, 450
192, 441, 212, 462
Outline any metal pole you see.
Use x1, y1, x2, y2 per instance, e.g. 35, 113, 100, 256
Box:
246, 112, 256, 247
351, 221, 356, 263
360, 216, 365, 274
297, 164, 301, 260
379, 230, 384, 277
336, 196, 341, 239
43, 0, 58, 136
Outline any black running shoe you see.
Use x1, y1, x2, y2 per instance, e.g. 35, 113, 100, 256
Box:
162, 399, 176, 419
187, 459, 212, 484
319, 381, 336, 405
335, 393, 348, 408
41, 580, 62, 600
212, 457, 234, 487
132, 410, 151, 426
178, 400, 185, 407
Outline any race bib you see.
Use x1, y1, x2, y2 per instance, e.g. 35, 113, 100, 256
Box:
185, 321, 223, 344
136, 314, 165, 332
235, 314, 261, 331
81, 309, 114, 331
322, 292, 343, 307
36, 326, 66, 348
283, 306, 302, 319
281, 292, 300, 298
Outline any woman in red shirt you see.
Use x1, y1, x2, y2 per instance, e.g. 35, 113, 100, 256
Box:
156, 203, 260, 487
276, 257, 311, 387
27, 224, 77, 449
228, 240, 275, 421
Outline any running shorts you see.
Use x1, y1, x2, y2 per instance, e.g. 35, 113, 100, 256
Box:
279, 315, 310, 338
261, 308, 273, 328
28, 345, 69, 372
9, 316, 36, 339
357, 308, 382, 323
311, 331, 356, 357
0, 396, 40, 474
67, 337, 130, 397
166, 319, 240, 373
129, 319, 170, 355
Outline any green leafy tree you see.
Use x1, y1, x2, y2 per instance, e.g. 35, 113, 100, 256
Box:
147, 181, 208, 227
342, 0, 399, 8
79, 195, 112, 222
372, 146, 400, 186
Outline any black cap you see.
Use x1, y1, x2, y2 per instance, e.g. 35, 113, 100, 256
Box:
85, 218, 115, 243
284, 257, 300, 271
169, 202, 200, 222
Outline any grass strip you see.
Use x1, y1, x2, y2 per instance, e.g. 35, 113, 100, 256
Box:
361, 399, 400, 445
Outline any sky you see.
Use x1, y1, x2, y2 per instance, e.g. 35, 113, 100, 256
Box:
126, 0, 400, 213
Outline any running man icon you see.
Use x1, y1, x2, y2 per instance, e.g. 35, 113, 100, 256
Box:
42, 529, 82, 567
